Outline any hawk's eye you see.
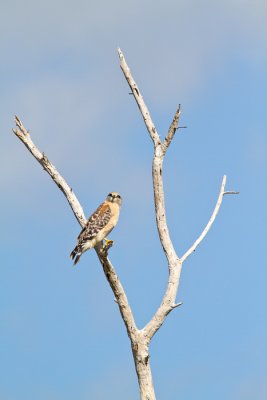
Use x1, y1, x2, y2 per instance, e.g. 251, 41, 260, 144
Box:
108, 193, 112, 197
117, 194, 121, 199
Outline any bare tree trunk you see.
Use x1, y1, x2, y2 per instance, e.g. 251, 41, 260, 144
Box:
132, 339, 156, 400
11, 49, 238, 399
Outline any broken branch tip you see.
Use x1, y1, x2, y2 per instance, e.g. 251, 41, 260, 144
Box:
118, 48, 123, 60
172, 302, 183, 309
224, 191, 240, 195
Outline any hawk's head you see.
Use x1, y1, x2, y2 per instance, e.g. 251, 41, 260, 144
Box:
106, 192, 122, 206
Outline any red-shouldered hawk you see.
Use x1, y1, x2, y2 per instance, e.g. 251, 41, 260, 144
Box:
70, 192, 122, 265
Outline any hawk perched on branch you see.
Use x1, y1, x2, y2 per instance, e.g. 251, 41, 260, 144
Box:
70, 192, 122, 265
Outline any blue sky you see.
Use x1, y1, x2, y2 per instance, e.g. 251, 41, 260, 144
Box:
1, 0, 267, 399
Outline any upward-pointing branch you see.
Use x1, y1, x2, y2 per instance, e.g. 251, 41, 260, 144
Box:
180, 175, 239, 263
118, 48, 161, 147
162, 105, 181, 155
13, 116, 86, 227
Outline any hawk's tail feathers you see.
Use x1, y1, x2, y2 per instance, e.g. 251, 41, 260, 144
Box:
70, 246, 82, 265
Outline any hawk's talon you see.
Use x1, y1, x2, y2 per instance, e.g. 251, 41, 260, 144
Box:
100, 239, 114, 257
103, 238, 114, 250
104, 238, 114, 245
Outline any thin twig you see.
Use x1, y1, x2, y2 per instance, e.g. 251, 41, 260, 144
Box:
172, 302, 183, 309
224, 191, 240, 195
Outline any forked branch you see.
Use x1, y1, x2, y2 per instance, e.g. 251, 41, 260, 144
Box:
118, 49, 238, 342
119, 49, 182, 341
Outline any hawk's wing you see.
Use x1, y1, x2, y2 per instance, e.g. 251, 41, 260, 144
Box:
77, 202, 112, 244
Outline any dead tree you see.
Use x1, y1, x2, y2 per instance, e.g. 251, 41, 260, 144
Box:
12, 49, 238, 400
